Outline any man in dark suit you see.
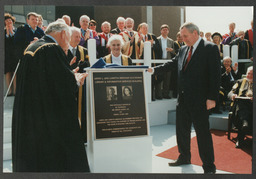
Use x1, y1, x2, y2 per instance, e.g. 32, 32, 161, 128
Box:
12, 20, 90, 172
149, 22, 221, 174
14, 12, 45, 61
110, 16, 126, 34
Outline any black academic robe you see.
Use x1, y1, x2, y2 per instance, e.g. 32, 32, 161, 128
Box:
221, 65, 240, 94
96, 33, 111, 58
110, 27, 122, 34
12, 36, 90, 172
67, 45, 90, 72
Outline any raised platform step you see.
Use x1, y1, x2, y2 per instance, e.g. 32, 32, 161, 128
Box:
3, 143, 12, 161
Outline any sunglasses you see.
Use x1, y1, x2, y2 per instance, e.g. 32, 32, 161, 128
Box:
90, 24, 96, 26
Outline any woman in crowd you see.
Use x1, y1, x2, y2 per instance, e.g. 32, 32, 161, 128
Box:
4, 13, 17, 96
89, 19, 97, 33
212, 32, 223, 59
103, 35, 132, 66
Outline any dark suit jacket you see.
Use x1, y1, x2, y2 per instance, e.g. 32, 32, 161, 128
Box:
110, 27, 122, 34
141, 33, 162, 62
155, 39, 221, 109
221, 65, 240, 93
67, 46, 90, 72
14, 24, 45, 60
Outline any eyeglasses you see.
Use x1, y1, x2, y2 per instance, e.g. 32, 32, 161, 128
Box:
90, 24, 95, 26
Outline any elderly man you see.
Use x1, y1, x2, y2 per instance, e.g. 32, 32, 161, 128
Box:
79, 15, 99, 48
62, 15, 71, 26
228, 66, 253, 148
14, 12, 45, 61
120, 17, 143, 60
148, 22, 220, 174
222, 22, 237, 44
97, 21, 112, 58
12, 20, 90, 172
110, 16, 125, 34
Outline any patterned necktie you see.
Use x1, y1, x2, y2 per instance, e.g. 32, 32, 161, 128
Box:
184, 46, 193, 70
72, 48, 76, 56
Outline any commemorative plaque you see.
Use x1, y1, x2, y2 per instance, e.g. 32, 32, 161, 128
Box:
92, 71, 148, 139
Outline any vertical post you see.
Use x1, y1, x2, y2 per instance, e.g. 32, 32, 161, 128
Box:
223, 45, 230, 60
88, 39, 97, 66
231, 45, 238, 66
144, 41, 152, 103
146, 6, 153, 33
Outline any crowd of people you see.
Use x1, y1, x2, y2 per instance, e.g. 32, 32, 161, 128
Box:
4, 11, 253, 172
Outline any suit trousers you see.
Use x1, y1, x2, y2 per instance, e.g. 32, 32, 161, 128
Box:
176, 94, 216, 172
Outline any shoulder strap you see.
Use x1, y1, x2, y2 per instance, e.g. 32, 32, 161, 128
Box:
78, 45, 84, 61
105, 54, 112, 63
238, 78, 247, 96
122, 55, 129, 66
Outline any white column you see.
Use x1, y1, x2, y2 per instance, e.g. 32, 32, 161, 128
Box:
231, 45, 238, 66
146, 6, 153, 33
223, 45, 230, 59
144, 41, 152, 103
88, 39, 97, 66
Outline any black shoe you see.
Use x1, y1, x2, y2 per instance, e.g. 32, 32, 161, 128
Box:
168, 159, 191, 166
204, 171, 216, 174
163, 96, 171, 99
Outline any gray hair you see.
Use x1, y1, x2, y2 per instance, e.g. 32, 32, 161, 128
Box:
246, 66, 253, 75
125, 17, 134, 24
101, 21, 111, 27
45, 20, 71, 36
180, 22, 200, 35
116, 17, 125, 23
69, 26, 81, 35
79, 15, 90, 23
107, 35, 124, 47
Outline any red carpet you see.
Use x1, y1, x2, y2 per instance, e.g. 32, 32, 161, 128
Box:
156, 130, 252, 174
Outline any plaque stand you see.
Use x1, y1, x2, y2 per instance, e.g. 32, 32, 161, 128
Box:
86, 68, 152, 173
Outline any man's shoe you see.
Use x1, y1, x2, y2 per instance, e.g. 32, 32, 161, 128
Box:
163, 96, 171, 99
168, 159, 191, 166
204, 171, 216, 174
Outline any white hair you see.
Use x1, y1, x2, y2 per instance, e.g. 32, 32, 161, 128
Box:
79, 15, 90, 23
125, 17, 134, 24
69, 26, 81, 35
246, 66, 253, 75
45, 19, 71, 36
223, 56, 232, 62
116, 17, 125, 23
107, 35, 124, 47
101, 21, 111, 27
62, 15, 70, 20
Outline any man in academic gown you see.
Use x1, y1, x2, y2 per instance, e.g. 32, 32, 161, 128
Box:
67, 26, 90, 143
97, 21, 112, 58
110, 16, 125, 34
12, 20, 90, 172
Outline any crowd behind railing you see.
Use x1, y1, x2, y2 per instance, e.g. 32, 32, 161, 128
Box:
4, 12, 253, 108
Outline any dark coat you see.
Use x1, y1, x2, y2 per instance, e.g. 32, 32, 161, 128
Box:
155, 39, 221, 109
221, 65, 240, 93
14, 24, 45, 61
4, 28, 17, 73
67, 45, 90, 72
12, 36, 90, 172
